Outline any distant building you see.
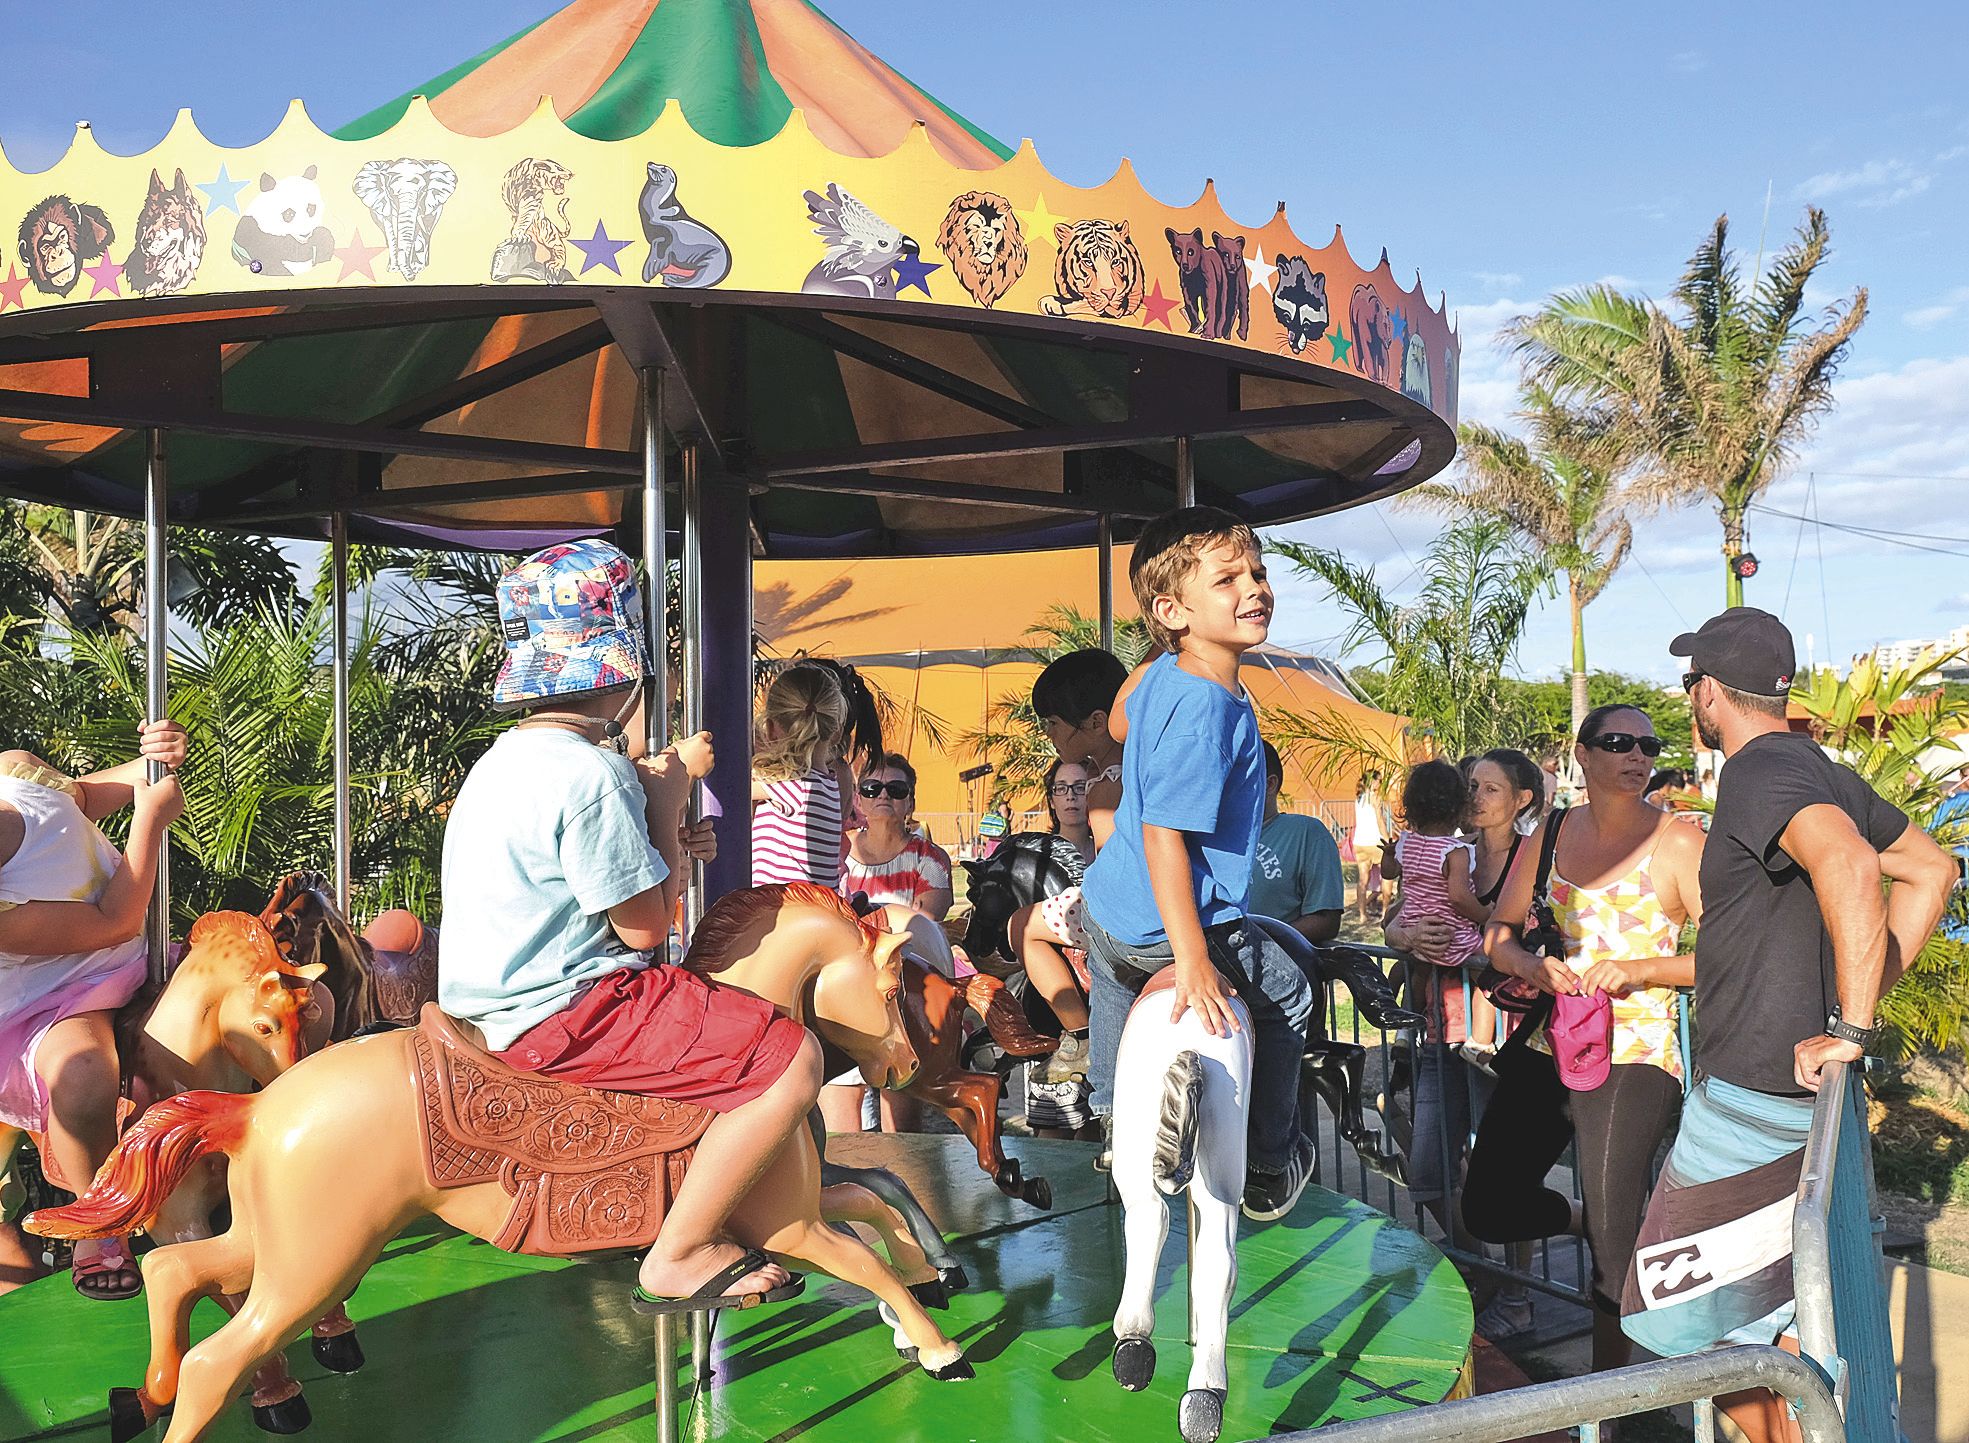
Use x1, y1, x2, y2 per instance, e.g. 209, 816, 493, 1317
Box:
1869, 625, 1969, 681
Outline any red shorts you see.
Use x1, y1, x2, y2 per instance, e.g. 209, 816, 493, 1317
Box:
495, 966, 807, 1112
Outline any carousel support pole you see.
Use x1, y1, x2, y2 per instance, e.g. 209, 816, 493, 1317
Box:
1097, 513, 1115, 653
330, 512, 352, 911
142, 429, 171, 985
696, 463, 756, 902
1175, 435, 1195, 508
690, 1310, 713, 1382
640, 367, 670, 755
654, 1311, 680, 1443
679, 441, 706, 936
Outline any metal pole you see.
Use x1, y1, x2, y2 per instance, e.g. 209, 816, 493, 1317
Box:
142, 430, 171, 986
1175, 435, 1195, 508
330, 511, 352, 911
679, 440, 706, 935
690, 1310, 713, 1383
641, 367, 669, 755
1097, 513, 1115, 653
697, 467, 756, 901
653, 1312, 679, 1443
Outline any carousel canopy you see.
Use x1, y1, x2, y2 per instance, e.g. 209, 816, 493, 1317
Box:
0, 0, 1460, 555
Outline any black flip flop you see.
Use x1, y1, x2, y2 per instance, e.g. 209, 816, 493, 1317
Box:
631, 1249, 805, 1316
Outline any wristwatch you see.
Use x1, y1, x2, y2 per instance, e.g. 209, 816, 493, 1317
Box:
1823, 1010, 1875, 1048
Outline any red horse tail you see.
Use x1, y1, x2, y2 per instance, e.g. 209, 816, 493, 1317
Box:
25, 1091, 254, 1241
962, 973, 1057, 1059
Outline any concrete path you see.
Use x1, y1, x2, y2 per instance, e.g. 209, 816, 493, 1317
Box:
1890, 1258, 1969, 1443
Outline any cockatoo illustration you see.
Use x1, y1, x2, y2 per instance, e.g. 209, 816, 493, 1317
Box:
800, 183, 919, 299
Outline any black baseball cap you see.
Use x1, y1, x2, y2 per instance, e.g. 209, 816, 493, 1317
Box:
1670, 607, 1797, 696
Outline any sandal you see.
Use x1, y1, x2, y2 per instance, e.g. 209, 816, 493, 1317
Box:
631, 1248, 804, 1316
72, 1236, 143, 1301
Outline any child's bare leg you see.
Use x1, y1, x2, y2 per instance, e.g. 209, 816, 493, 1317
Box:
876, 1090, 922, 1133
819, 1083, 867, 1134
637, 1032, 824, 1298
1467, 990, 1499, 1051
0, 1219, 45, 1294
36, 1012, 121, 1197
1011, 905, 1089, 1031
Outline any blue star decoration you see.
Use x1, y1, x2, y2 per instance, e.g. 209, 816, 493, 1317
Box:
571, 220, 633, 277
1389, 307, 1409, 343
197, 165, 248, 217
891, 249, 940, 296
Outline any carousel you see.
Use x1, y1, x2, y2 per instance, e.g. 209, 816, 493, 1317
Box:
0, 1, 1472, 1439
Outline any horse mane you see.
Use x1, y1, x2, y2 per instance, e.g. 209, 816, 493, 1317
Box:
683, 882, 884, 975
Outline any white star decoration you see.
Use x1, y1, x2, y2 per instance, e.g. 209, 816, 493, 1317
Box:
1244, 243, 1277, 295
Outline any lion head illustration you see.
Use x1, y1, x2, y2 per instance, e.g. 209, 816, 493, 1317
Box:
937, 191, 1027, 309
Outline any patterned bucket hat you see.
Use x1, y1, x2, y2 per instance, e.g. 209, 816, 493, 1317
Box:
492, 539, 648, 709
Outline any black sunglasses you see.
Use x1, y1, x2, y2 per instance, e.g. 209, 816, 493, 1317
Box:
858, 779, 912, 800
1582, 732, 1664, 757
1681, 669, 1705, 693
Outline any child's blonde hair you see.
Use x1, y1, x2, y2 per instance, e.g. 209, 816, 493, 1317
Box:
1129, 505, 1261, 652
754, 665, 849, 782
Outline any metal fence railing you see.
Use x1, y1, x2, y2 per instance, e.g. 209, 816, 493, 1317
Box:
1250, 1345, 1844, 1443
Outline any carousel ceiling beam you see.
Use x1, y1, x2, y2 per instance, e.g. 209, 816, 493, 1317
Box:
221, 470, 635, 525
0, 390, 639, 476
771, 313, 1053, 431
757, 399, 1380, 478
367, 318, 613, 429
769, 471, 1155, 518
593, 296, 726, 470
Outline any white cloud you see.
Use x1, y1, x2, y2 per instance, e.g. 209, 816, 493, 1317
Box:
1904, 286, 1969, 330
1797, 157, 1936, 208
1469, 270, 1523, 291
1669, 51, 1708, 74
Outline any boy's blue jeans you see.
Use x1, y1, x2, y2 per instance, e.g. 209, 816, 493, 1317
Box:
1082, 910, 1315, 1172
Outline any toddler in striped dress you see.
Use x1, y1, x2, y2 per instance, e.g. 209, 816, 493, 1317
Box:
751, 666, 850, 888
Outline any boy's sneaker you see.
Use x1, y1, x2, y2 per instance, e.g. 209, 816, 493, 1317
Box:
1043, 1030, 1090, 1085
1473, 1291, 1536, 1343
1240, 1132, 1316, 1221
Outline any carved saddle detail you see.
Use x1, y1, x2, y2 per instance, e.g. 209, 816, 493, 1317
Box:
409, 1004, 711, 1256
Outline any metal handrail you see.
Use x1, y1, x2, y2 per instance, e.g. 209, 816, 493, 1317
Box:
1793, 1057, 1848, 1395
1252, 1346, 1844, 1443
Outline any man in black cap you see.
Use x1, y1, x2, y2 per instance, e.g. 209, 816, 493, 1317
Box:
1621, 607, 1955, 1442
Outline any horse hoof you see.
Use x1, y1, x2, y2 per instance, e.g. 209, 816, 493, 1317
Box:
109, 1389, 164, 1443
1111, 1336, 1157, 1391
937, 1264, 970, 1294
1022, 1176, 1053, 1211
924, 1356, 975, 1382
1180, 1388, 1226, 1443
909, 1278, 950, 1310
312, 1330, 366, 1373
253, 1394, 313, 1435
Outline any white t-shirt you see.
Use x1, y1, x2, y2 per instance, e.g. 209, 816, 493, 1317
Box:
438, 728, 668, 1051
1353, 792, 1386, 850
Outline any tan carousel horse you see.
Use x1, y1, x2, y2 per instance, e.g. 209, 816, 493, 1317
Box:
30, 883, 970, 1443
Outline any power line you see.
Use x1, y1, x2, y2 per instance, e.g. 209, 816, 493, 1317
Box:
1748, 503, 1969, 560
1781, 473, 1811, 615
1629, 553, 1691, 628
1812, 479, 1832, 665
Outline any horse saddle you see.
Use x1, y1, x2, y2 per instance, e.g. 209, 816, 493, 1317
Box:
409, 1005, 711, 1257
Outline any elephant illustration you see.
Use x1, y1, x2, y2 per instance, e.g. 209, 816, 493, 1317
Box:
353, 158, 459, 281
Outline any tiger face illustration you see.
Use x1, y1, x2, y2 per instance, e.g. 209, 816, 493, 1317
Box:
1039, 219, 1144, 320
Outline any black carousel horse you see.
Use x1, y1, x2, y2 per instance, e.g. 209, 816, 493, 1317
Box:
960, 832, 1418, 1182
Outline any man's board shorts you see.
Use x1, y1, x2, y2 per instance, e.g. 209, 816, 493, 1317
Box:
1621, 1074, 1814, 1355
497, 964, 807, 1112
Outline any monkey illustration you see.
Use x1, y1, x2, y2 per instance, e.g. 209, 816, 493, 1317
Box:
17, 195, 115, 298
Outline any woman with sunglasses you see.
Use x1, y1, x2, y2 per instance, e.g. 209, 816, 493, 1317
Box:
1462, 703, 1704, 1387
844, 755, 953, 923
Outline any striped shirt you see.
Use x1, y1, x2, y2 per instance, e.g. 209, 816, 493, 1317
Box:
844, 833, 952, 910
752, 769, 846, 887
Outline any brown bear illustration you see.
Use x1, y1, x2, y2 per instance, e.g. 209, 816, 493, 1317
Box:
1166, 226, 1231, 340
1211, 232, 1249, 341
1350, 283, 1394, 384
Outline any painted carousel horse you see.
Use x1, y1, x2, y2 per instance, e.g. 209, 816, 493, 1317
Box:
1108, 962, 1251, 1443
30, 883, 971, 1443
961, 833, 1417, 1180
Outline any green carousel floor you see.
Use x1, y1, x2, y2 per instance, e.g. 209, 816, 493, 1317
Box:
0, 1135, 1471, 1442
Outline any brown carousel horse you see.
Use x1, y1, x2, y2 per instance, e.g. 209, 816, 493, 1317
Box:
30, 883, 970, 1443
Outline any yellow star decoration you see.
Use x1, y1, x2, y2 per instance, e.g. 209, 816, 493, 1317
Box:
1018, 194, 1067, 249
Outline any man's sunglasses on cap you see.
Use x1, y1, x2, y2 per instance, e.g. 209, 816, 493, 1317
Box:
1582, 732, 1664, 757
858, 779, 912, 800
1681, 668, 1705, 693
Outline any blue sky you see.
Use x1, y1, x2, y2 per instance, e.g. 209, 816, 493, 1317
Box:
4, 0, 1965, 683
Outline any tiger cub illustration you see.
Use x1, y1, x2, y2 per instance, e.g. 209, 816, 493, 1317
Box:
123, 168, 205, 298
1039, 219, 1144, 320
1271, 255, 1328, 354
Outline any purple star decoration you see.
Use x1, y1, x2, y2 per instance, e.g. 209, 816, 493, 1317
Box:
891, 249, 940, 297
572, 221, 633, 277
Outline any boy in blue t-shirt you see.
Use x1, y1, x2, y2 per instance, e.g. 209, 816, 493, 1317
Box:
1081, 507, 1317, 1220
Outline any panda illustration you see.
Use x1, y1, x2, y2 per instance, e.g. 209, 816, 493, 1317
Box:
231, 167, 334, 276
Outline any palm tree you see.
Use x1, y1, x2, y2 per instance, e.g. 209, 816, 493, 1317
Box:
1401, 385, 1632, 731
1269, 517, 1547, 770
1508, 207, 1865, 607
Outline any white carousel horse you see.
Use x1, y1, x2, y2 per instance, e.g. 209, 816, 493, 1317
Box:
1108, 968, 1253, 1443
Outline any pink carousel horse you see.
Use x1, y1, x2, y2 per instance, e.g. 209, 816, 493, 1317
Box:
30, 883, 971, 1443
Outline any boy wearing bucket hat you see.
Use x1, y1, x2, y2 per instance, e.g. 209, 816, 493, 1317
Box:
1622, 608, 1955, 1442
439, 539, 821, 1311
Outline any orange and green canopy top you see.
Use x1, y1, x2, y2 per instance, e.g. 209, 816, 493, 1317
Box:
0, 0, 1460, 555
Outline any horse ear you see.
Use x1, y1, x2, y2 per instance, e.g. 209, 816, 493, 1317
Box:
290, 962, 328, 983
872, 931, 910, 968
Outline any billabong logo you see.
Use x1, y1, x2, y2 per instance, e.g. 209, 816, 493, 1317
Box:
1639, 1243, 1713, 1300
